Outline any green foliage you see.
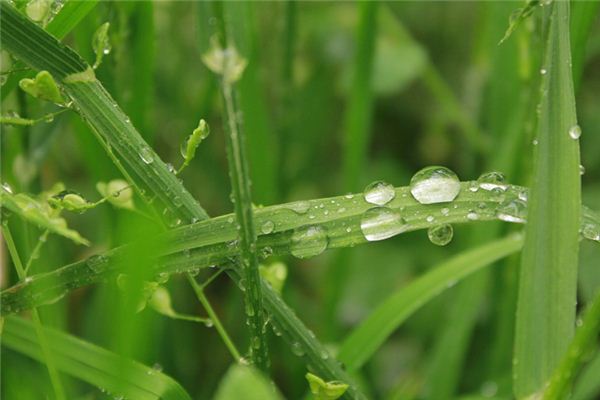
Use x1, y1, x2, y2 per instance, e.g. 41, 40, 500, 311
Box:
1, 1, 599, 399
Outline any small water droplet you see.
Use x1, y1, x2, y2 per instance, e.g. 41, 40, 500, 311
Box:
290, 225, 328, 259
288, 201, 310, 214
426, 215, 434, 223
467, 211, 479, 220
1, 182, 13, 194
582, 223, 600, 241
540, 68, 547, 75
261, 220, 274, 234
87, 254, 108, 273
409, 166, 461, 204
291, 342, 305, 357
497, 198, 527, 223
441, 207, 450, 216
427, 224, 454, 246
477, 171, 506, 191
568, 124, 581, 140
363, 181, 396, 206
139, 147, 154, 164
360, 207, 407, 242
579, 164, 585, 176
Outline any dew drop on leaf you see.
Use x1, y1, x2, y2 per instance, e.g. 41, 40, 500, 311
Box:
409, 166, 460, 204
363, 180, 396, 206
497, 198, 527, 223
261, 220, 274, 234
360, 207, 407, 242
477, 171, 506, 191
568, 124, 581, 140
139, 147, 154, 164
290, 225, 328, 259
427, 224, 454, 246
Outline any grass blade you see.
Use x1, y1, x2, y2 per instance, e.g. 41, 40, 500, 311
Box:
543, 289, 600, 399
3, 183, 599, 316
342, 1, 377, 191
1, 316, 192, 400
513, 1, 581, 397
338, 234, 524, 371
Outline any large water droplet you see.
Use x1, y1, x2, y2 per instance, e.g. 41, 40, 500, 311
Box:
360, 207, 407, 242
477, 171, 506, 191
427, 224, 454, 246
409, 166, 461, 204
568, 124, 581, 140
290, 225, 328, 259
363, 180, 396, 206
139, 147, 154, 164
261, 220, 274, 235
497, 198, 527, 223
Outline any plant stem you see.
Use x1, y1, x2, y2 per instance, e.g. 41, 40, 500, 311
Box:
218, 59, 269, 371
1, 223, 66, 400
186, 275, 241, 362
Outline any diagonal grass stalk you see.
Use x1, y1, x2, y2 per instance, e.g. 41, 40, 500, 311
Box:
514, 1, 582, 397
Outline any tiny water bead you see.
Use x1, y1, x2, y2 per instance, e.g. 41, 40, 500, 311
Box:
477, 171, 506, 191
139, 147, 154, 164
427, 224, 454, 246
290, 225, 328, 259
409, 166, 461, 204
363, 180, 396, 206
568, 124, 581, 140
360, 207, 407, 242
497, 198, 527, 223
288, 200, 310, 214
261, 220, 275, 235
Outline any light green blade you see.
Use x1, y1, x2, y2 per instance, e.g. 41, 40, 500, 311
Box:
513, 1, 581, 398
1, 316, 192, 400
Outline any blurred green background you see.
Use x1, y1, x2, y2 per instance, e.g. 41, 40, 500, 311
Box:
1, 1, 599, 399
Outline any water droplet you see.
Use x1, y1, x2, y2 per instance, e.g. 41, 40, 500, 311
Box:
290, 225, 328, 259
409, 166, 461, 204
441, 207, 450, 216
579, 164, 585, 176
363, 181, 396, 206
291, 342, 305, 357
477, 171, 506, 191
320, 349, 330, 360
166, 163, 176, 174
497, 199, 527, 223
426, 215, 434, 223
582, 223, 600, 241
204, 319, 214, 328
568, 124, 581, 140
139, 147, 154, 164
467, 211, 479, 220
540, 68, 547, 75
288, 201, 310, 214
360, 207, 407, 242
261, 220, 274, 235
532, 139, 539, 146
427, 224, 454, 246
87, 254, 108, 273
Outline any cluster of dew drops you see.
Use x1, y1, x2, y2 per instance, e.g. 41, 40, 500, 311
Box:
258, 166, 544, 261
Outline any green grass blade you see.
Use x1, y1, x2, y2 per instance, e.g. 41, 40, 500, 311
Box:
513, 1, 582, 397
223, 1, 278, 205
45, 0, 99, 40
342, 1, 377, 191
543, 289, 600, 399
572, 352, 600, 400
570, 0, 600, 91
3, 183, 600, 316
338, 233, 524, 372
1, 316, 192, 400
